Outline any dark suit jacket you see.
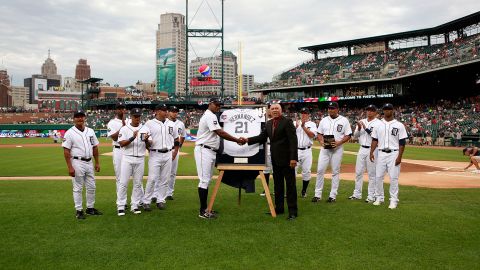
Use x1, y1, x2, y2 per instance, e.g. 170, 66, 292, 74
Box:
249, 115, 298, 167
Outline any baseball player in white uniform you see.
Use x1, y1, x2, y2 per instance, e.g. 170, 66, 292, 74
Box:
116, 108, 152, 216
312, 101, 352, 203
349, 104, 381, 202
106, 102, 128, 205
62, 110, 102, 220
463, 147, 480, 173
167, 105, 186, 200
294, 107, 317, 198
195, 97, 243, 219
370, 103, 407, 209
143, 104, 179, 211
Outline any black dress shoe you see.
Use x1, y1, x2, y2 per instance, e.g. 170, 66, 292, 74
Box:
287, 215, 296, 220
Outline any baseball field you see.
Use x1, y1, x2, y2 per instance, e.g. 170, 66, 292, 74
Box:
0, 138, 479, 269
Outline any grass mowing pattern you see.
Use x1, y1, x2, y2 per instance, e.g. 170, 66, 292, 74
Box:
0, 180, 478, 269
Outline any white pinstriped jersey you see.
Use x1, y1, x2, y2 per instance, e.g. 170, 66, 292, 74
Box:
317, 115, 353, 140
145, 118, 178, 150
353, 118, 381, 147
220, 108, 264, 157
171, 119, 187, 138
119, 123, 151, 157
195, 109, 222, 149
371, 119, 408, 150
107, 118, 131, 146
62, 126, 99, 158
294, 120, 317, 148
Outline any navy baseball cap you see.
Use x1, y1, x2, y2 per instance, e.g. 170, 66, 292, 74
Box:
73, 110, 86, 118
115, 102, 126, 109
155, 104, 168, 111
169, 105, 179, 112
300, 107, 309, 114
382, 103, 394, 110
209, 97, 223, 105
327, 102, 339, 109
130, 108, 142, 116
365, 104, 377, 111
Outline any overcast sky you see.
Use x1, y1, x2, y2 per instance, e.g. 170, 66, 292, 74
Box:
0, 0, 479, 86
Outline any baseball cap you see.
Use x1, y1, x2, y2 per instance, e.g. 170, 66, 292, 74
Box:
115, 102, 126, 109
327, 102, 339, 109
155, 104, 168, 111
73, 110, 86, 118
130, 108, 142, 116
382, 103, 394, 110
169, 105, 179, 112
365, 104, 377, 111
300, 107, 309, 114
209, 97, 223, 105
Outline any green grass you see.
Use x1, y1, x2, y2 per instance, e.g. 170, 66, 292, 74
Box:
0, 180, 478, 269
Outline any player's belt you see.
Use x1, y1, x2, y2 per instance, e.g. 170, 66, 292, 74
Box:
114, 146, 121, 149
380, 149, 398, 153
73, 157, 92, 162
150, 149, 171, 153
199, 144, 218, 152
298, 146, 312, 150
361, 145, 370, 148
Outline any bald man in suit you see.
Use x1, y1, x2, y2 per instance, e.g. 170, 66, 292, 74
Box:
240, 104, 298, 220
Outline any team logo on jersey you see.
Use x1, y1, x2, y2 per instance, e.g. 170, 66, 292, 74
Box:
178, 128, 183, 134
221, 115, 227, 121
336, 125, 343, 132
89, 136, 95, 145
169, 127, 173, 135
391, 128, 399, 136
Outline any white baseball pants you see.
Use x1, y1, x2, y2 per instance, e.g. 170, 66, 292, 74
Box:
194, 146, 216, 189
353, 147, 377, 199
117, 155, 145, 210
71, 159, 96, 211
112, 147, 123, 194
374, 151, 401, 203
167, 152, 180, 197
314, 147, 344, 199
296, 148, 313, 181
144, 151, 172, 204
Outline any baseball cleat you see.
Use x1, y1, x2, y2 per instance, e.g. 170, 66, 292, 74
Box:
373, 199, 384, 206
151, 197, 157, 204
198, 211, 216, 219
301, 191, 307, 198
156, 202, 166, 210
388, 202, 398, 209
76, 210, 86, 220
131, 208, 141, 214
348, 195, 361, 200
117, 209, 126, 216
365, 197, 375, 203
311, 197, 321, 203
166, 196, 174, 200
143, 204, 152, 212
86, 208, 103, 215
326, 197, 336, 203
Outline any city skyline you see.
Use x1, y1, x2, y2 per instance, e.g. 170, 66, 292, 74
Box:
0, 0, 479, 86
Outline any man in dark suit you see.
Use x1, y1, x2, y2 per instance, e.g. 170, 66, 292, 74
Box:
240, 104, 298, 220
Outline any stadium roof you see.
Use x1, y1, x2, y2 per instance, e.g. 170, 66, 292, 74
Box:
299, 11, 480, 53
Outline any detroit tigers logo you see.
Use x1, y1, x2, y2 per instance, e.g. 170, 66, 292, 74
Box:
178, 128, 183, 134
169, 127, 173, 135
221, 115, 227, 121
336, 125, 343, 132
391, 128, 399, 136
89, 136, 95, 145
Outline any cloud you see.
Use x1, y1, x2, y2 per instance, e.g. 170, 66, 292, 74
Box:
0, 0, 479, 86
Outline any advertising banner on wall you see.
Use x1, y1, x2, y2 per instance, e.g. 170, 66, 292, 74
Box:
156, 48, 176, 95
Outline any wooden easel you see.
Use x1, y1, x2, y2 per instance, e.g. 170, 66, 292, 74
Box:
207, 165, 276, 218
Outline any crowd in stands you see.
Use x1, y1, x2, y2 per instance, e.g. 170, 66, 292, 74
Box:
257, 33, 480, 89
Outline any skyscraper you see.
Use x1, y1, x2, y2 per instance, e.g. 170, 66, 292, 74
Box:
156, 13, 186, 96
41, 50, 61, 81
0, 65, 10, 87
75, 59, 91, 81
